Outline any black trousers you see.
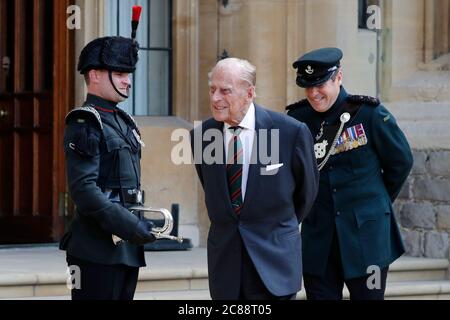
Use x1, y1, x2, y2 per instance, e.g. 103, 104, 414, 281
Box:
239, 238, 296, 300
303, 229, 388, 300
67, 255, 139, 300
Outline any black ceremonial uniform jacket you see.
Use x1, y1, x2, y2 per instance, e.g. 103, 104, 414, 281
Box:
60, 94, 145, 267
287, 87, 413, 279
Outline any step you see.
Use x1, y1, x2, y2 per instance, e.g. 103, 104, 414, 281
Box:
384, 280, 450, 300
0, 247, 208, 299
0, 247, 449, 300
7, 289, 212, 301
383, 101, 450, 150
394, 120, 450, 150
385, 101, 450, 121
390, 71, 450, 102
338, 280, 450, 300
4, 262, 446, 298
418, 53, 450, 72
9, 281, 450, 300
388, 256, 449, 282
397, 120, 450, 135
0, 271, 209, 299
337, 280, 450, 300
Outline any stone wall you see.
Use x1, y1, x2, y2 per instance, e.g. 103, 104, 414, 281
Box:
396, 149, 450, 259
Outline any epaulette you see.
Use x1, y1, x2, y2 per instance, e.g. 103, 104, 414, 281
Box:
65, 106, 103, 130
285, 98, 309, 112
346, 94, 380, 107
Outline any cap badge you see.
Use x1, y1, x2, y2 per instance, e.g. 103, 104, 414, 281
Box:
305, 65, 314, 75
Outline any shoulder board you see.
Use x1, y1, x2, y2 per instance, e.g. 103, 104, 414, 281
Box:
65, 106, 103, 130
116, 108, 140, 135
346, 94, 380, 107
285, 98, 309, 112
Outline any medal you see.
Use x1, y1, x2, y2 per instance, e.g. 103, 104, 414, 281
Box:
317, 112, 351, 171
333, 122, 368, 155
314, 140, 328, 159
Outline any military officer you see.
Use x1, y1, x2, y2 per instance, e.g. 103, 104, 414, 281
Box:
286, 47, 413, 300
59, 35, 156, 300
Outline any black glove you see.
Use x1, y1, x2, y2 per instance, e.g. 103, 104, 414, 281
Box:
130, 220, 157, 245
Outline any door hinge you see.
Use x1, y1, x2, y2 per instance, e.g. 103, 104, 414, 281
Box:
2, 56, 11, 76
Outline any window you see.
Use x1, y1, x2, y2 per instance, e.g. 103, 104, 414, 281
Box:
104, 0, 172, 116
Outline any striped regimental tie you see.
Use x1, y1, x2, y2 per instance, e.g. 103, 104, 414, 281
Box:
227, 126, 244, 215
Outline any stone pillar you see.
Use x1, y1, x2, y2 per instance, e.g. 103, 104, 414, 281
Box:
246, 0, 288, 110
423, 0, 435, 63
286, 0, 307, 104
137, 117, 201, 247
386, 0, 424, 83
198, 0, 219, 122
200, 0, 306, 112
74, 0, 105, 106
173, 0, 199, 122
172, 0, 208, 246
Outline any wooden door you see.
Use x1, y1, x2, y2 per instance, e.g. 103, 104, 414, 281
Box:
0, 0, 72, 244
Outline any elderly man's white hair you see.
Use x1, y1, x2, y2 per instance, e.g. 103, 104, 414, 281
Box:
209, 57, 257, 88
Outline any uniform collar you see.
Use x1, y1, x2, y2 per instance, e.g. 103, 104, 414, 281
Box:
317, 86, 348, 124
86, 94, 118, 112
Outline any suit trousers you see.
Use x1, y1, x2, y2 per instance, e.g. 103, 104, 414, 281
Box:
303, 227, 388, 300
67, 254, 139, 300
239, 236, 296, 300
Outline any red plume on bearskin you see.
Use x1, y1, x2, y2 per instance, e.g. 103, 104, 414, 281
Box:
132, 6, 142, 22
131, 6, 142, 41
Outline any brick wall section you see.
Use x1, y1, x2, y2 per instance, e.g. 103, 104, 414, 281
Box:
395, 150, 450, 259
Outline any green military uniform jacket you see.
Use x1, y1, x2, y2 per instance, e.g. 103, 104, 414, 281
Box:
287, 87, 413, 279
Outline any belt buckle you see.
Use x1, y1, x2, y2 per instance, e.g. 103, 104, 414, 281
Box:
136, 190, 142, 204
127, 189, 143, 204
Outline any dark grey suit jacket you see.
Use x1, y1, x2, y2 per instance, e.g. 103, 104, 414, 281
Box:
190, 105, 319, 299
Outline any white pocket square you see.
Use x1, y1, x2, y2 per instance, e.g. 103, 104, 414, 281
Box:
265, 163, 284, 171
261, 163, 284, 175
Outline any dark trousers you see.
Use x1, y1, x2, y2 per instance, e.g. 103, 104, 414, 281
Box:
303, 229, 388, 300
239, 238, 296, 300
67, 255, 139, 300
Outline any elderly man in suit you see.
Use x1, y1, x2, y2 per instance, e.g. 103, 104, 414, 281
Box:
190, 57, 319, 300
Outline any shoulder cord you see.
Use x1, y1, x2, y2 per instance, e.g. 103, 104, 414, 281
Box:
317, 113, 350, 171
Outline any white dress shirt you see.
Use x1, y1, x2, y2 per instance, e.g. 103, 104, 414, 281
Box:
224, 103, 255, 200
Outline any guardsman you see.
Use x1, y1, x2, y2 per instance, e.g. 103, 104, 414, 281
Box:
286, 47, 413, 300
60, 7, 157, 300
